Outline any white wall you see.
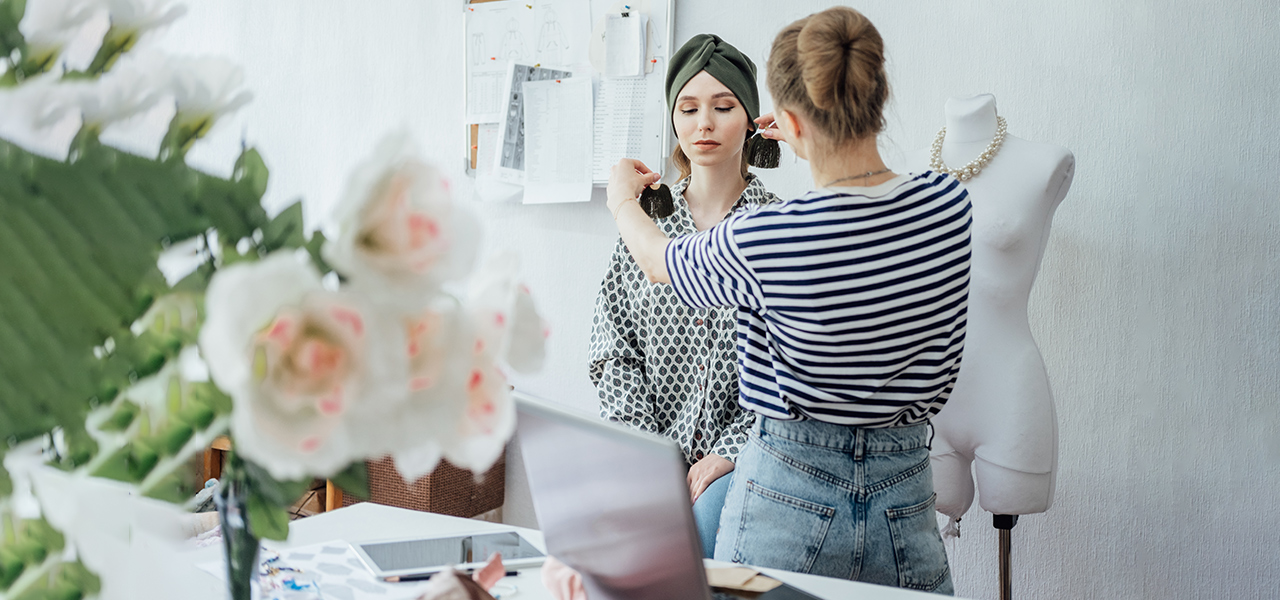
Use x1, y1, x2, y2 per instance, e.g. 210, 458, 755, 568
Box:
152, 2, 1279, 598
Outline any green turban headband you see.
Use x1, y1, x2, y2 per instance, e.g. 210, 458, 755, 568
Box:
665, 34, 760, 137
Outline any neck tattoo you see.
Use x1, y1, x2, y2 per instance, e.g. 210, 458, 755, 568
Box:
822, 168, 893, 188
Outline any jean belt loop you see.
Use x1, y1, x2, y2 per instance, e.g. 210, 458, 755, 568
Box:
853, 427, 865, 461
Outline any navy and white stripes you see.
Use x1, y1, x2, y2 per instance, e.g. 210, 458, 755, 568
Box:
665, 171, 972, 427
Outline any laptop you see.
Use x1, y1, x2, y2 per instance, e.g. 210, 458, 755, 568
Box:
515, 392, 821, 600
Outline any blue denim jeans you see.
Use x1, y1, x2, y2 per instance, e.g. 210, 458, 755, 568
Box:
713, 418, 953, 595
692, 472, 733, 559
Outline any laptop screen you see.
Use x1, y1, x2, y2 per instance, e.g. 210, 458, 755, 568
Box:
516, 393, 710, 600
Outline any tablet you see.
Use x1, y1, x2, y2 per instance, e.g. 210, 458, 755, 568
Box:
352, 530, 546, 580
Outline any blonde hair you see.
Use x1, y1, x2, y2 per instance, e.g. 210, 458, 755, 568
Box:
671, 132, 752, 181
766, 7, 889, 147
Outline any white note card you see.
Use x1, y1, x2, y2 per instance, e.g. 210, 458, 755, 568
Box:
592, 78, 646, 184
522, 77, 593, 204
604, 14, 646, 78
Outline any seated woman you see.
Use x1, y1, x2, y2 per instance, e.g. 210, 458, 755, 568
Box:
588, 34, 779, 558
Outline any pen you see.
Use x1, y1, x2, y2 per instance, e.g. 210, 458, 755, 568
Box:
385, 570, 521, 583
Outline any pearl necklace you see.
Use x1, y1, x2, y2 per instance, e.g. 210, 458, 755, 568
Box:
929, 116, 1007, 182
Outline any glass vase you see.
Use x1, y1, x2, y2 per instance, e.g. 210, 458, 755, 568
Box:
215, 465, 260, 600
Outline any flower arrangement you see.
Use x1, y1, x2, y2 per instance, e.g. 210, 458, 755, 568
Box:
0, 1, 545, 599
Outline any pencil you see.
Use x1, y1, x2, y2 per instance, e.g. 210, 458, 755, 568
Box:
385, 570, 520, 583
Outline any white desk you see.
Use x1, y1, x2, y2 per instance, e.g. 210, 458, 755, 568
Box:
187, 502, 950, 600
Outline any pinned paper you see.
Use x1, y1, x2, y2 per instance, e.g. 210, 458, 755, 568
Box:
604, 13, 646, 78
522, 77, 593, 204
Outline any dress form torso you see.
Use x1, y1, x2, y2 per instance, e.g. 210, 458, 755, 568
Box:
907, 94, 1074, 525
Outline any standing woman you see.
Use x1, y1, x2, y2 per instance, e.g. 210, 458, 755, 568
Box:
606, 7, 970, 594
588, 34, 780, 558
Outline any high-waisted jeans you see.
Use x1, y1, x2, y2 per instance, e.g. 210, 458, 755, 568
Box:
713, 418, 954, 595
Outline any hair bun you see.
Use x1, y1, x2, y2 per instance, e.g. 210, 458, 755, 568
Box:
796, 7, 883, 112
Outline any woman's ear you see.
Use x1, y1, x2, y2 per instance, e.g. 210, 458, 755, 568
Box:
777, 109, 808, 161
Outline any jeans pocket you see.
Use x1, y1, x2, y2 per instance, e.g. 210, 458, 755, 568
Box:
731, 479, 836, 574
886, 492, 951, 592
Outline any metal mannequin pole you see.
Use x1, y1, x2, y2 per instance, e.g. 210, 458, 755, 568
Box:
993, 514, 1019, 600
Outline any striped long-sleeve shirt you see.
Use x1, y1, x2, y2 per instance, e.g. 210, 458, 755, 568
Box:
664, 171, 972, 427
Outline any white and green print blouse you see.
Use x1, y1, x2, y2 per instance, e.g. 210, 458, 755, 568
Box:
588, 174, 780, 466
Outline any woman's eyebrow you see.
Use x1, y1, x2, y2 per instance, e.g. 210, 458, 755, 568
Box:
677, 92, 738, 102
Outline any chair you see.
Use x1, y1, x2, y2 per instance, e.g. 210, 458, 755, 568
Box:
326, 454, 506, 520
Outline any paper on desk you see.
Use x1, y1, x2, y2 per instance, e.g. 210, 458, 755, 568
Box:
706, 567, 783, 593
604, 13, 646, 78
522, 77, 593, 204
198, 541, 436, 600
465, 0, 591, 123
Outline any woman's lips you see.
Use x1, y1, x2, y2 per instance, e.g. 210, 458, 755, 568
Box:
693, 140, 721, 148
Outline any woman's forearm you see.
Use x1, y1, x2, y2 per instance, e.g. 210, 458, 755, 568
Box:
613, 198, 672, 284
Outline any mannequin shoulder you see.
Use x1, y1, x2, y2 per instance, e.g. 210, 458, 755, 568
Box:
1002, 136, 1075, 206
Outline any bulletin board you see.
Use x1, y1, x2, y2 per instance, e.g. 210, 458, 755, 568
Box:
463, 0, 675, 204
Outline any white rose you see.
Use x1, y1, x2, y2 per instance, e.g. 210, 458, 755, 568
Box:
341, 296, 473, 476
104, 0, 185, 35
199, 252, 408, 480
166, 55, 253, 129
18, 0, 101, 63
323, 132, 480, 301
468, 253, 549, 374
442, 348, 515, 473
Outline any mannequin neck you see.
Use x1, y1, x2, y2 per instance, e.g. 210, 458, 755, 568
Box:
944, 94, 999, 143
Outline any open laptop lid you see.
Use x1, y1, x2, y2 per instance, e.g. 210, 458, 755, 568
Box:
515, 392, 711, 600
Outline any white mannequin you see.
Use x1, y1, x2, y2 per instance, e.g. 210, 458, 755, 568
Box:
907, 94, 1074, 533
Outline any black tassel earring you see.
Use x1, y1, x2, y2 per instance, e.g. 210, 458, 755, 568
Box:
638, 183, 675, 219
747, 133, 781, 169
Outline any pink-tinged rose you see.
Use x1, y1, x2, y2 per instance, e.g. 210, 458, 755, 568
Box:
199, 252, 408, 480
469, 253, 549, 374
324, 133, 480, 302
442, 349, 514, 473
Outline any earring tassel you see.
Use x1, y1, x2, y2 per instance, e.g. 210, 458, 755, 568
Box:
748, 133, 781, 169
638, 183, 675, 219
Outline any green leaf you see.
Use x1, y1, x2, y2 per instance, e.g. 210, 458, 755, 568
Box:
0, 546, 24, 589
59, 560, 101, 597
176, 402, 215, 431
127, 441, 159, 482
246, 490, 290, 541
304, 230, 333, 274
98, 401, 140, 433
190, 381, 233, 415
233, 148, 269, 202
241, 459, 308, 508
158, 423, 194, 456
87, 446, 132, 483
329, 461, 370, 501
0, 0, 27, 62
260, 201, 305, 253
0, 456, 11, 496
85, 27, 138, 76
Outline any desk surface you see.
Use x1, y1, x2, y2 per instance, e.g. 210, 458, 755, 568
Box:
188, 502, 951, 600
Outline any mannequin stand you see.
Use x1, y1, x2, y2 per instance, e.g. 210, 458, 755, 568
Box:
993, 514, 1019, 600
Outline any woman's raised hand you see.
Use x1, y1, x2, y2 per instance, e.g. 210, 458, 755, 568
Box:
754, 112, 780, 140
607, 159, 662, 214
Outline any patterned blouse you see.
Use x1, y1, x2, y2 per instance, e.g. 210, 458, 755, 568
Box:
588, 174, 780, 466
